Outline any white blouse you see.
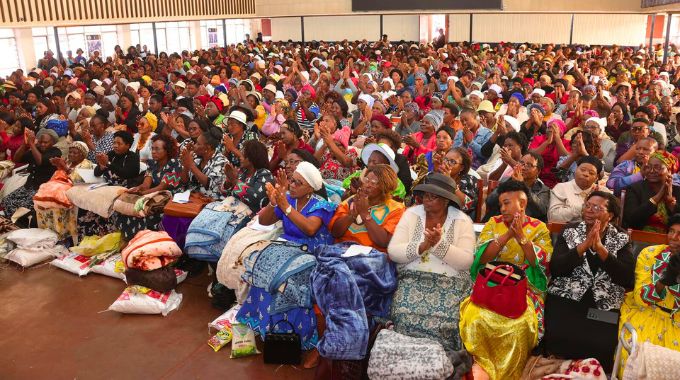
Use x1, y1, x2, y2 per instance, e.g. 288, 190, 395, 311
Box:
131, 132, 156, 163
387, 205, 475, 277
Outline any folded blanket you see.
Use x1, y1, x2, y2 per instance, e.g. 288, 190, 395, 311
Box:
34, 171, 74, 209
185, 202, 251, 262
112, 190, 172, 218
66, 184, 127, 218
121, 230, 182, 271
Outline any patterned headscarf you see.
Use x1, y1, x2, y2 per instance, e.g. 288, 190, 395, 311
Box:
404, 102, 420, 116
650, 150, 679, 173
143, 112, 158, 132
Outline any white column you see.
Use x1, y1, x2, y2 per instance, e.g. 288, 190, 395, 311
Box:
190, 21, 201, 51
14, 27, 36, 72
117, 24, 132, 50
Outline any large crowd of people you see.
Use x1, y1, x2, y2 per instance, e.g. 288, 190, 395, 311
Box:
2, 36, 680, 379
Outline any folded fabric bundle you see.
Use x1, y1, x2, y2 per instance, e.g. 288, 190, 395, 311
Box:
242, 241, 315, 314
6, 246, 67, 267
315, 243, 398, 318
312, 254, 370, 360
122, 230, 182, 271
216, 217, 283, 303
0, 160, 16, 181
367, 329, 454, 380
70, 232, 123, 257
33, 170, 73, 209
125, 266, 177, 292
6, 228, 58, 249
112, 190, 172, 218
66, 184, 127, 218
185, 201, 251, 262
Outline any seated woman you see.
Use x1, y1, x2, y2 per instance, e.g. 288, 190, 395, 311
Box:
544, 191, 634, 372
487, 131, 528, 181
331, 164, 405, 252
2, 128, 61, 220
268, 119, 314, 176
93, 130, 141, 187
414, 125, 456, 181
623, 151, 680, 233
222, 110, 257, 167
529, 118, 570, 188
555, 130, 603, 182
388, 172, 475, 351
402, 110, 440, 164
375, 129, 414, 194
460, 180, 553, 380
222, 139, 274, 213
258, 161, 336, 252
618, 214, 680, 372
314, 114, 357, 181
342, 143, 405, 200
113, 135, 182, 240
436, 147, 478, 217
549, 156, 611, 223
35, 141, 95, 241
179, 127, 227, 200
131, 112, 158, 164
261, 98, 290, 137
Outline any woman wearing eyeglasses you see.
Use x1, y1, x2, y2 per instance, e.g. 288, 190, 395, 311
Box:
434, 147, 477, 217
623, 150, 680, 233
388, 172, 475, 352
543, 191, 634, 372
258, 161, 336, 252
330, 164, 405, 252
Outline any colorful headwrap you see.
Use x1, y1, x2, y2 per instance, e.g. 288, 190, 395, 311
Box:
650, 150, 679, 173
371, 114, 392, 129
209, 96, 224, 112
404, 102, 420, 115
509, 92, 525, 105
143, 112, 158, 132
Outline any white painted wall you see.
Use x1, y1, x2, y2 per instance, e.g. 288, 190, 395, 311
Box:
471, 14, 571, 44
270, 17, 302, 41
572, 14, 648, 45
304, 15, 380, 41
383, 15, 419, 41
449, 14, 471, 42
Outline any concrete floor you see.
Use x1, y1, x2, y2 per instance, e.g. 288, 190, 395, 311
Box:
0, 262, 317, 380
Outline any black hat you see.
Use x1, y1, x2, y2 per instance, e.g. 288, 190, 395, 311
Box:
413, 173, 462, 208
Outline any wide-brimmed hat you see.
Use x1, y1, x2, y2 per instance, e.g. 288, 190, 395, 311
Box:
226, 110, 247, 126
361, 143, 399, 174
412, 172, 462, 207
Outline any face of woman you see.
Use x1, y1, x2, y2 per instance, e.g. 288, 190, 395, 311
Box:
435, 130, 453, 151
36, 102, 48, 116
288, 172, 313, 199
371, 103, 384, 115
118, 96, 131, 110
421, 118, 435, 136
227, 118, 244, 136
503, 138, 522, 160
367, 151, 389, 169
246, 95, 257, 109
150, 139, 168, 161
283, 153, 302, 177
280, 125, 297, 145
360, 171, 382, 200
205, 102, 219, 118
574, 162, 599, 190
68, 147, 84, 165
321, 115, 337, 134
187, 121, 202, 139
668, 223, 680, 253
445, 150, 465, 177
331, 102, 342, 117
643, 156, 669, 184
112, 136, 130, 155
401, 92, 412, 103
422, 192, 448, 214
194, 134, 211, 157
36, 134, 54, 152
140, 87, 150, 98
137, 118, 152, 135
581, 195, 612, 227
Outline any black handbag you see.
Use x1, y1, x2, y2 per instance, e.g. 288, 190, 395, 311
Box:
263, 319, 301, 365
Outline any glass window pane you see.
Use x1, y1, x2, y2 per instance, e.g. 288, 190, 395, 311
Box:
32, 27, 48, 36
0, 37, 19, 77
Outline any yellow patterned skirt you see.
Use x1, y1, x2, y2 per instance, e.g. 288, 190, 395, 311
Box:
459, 296, 538, 380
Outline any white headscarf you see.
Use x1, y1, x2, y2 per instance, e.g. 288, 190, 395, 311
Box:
358, 94, 375, 109
294, 161, 324, 191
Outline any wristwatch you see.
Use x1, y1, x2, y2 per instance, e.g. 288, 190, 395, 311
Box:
284, 205, 293, 216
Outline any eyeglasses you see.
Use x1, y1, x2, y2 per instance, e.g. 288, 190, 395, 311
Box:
284, 159, 302, 167
423, 193, 443, 201
645, 164, 667, 173
361, 176, 379, 186
582, 203, 606, 213
443, 158, 460, 165
519, 161, 537, 168
289, 177, 304, 187
631, 126, 648, 132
